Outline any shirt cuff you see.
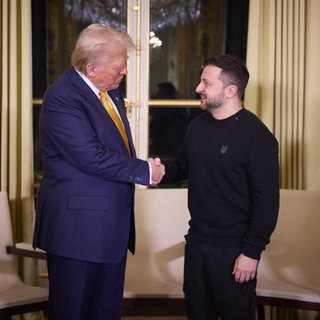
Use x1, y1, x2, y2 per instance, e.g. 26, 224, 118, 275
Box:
148, 161, 153, 184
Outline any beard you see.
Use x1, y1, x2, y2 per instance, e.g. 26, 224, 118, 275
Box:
201, 91, 224, 111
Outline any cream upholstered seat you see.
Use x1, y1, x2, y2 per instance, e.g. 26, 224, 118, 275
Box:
122, 188, 320, 317
256, 189, 320, 318
0, 191, 48, 318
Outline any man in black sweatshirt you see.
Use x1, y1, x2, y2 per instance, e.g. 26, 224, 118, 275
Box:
163, 54, 279, 319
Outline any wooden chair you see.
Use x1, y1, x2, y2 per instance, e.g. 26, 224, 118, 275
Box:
0, 191, 48, 319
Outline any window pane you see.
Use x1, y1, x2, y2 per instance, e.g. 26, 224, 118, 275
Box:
150, 0, 229, 100
148, 0, 249, 183
33, 104, 42, 173
149, 105, 203, 158
46, 0, 127, 85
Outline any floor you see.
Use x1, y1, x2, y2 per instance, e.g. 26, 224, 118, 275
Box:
122, 318, 187, 320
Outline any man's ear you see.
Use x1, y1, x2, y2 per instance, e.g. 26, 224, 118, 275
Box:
86, 63, 95, 77
225, 85, 238, 98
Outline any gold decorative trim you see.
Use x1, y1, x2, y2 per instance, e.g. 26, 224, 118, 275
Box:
148, 99, 200, 106
33, 99, 43, 105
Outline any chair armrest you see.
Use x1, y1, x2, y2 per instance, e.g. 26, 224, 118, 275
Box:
7, 242, 47, 260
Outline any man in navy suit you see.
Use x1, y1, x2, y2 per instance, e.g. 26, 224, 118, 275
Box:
33, 24, 165, 320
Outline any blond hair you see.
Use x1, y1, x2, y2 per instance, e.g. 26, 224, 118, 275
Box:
71, 24, 135, 73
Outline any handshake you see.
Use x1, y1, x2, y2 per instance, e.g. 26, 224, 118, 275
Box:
147, 157, 166, 187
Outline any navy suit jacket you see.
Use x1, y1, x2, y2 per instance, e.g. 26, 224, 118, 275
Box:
33, 67, 150, 264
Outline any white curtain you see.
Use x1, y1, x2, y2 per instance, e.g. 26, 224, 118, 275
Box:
244, 0, 320, 191
0, 0, 41, 299
303, 0, 320, 190
1, 1, 43, 319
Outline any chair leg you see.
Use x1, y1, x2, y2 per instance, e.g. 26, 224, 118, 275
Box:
256, 304, 265, 320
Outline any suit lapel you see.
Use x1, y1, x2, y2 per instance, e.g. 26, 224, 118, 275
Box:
67, 68, 135, 157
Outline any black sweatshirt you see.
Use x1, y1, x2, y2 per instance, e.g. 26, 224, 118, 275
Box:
166, 108, 279, 260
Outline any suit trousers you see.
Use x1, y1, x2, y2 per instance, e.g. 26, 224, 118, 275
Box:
183, 235, 256, 320
46, 253, 127, 320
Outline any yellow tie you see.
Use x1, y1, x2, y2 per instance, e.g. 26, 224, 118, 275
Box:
99, 91, 131, 155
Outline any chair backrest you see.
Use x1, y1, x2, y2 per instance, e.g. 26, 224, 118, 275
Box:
0, 192, 48, 317
257, 188, 320, 305
0, 191, 14, 261
0, 191, 21, 288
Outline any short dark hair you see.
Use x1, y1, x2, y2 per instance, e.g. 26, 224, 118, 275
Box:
204, 54, 249, 99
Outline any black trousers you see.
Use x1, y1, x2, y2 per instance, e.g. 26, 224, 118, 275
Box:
183, 235, 256, 320
46, 253, 127, 320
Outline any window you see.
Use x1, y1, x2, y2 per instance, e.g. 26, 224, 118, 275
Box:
32, 0, 249, 184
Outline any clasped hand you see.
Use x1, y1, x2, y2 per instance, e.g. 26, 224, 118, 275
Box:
147, 157, 165, 186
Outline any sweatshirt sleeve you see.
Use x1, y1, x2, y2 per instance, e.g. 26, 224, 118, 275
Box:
241, 127, 280, 260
